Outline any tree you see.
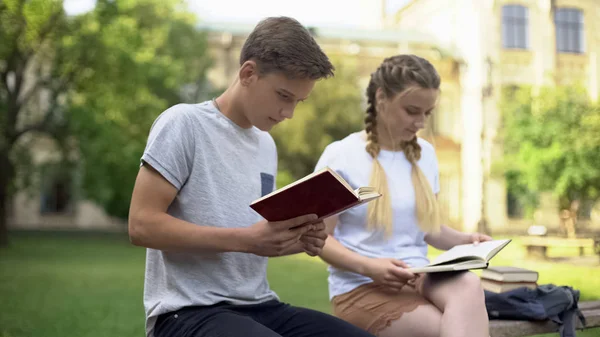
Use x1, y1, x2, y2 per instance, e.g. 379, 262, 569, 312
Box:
271, 59, 365, 187
1, 0, 73, 246
500, 85, 600, 233
67, 0, 211, 219
0, 0, 211, 246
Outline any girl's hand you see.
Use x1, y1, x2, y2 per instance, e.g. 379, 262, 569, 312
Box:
363, 258, 416, 292
466, 232, 493, 245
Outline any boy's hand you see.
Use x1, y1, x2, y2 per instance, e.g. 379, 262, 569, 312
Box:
299, 221, 327, 256
244, 214, 318, 257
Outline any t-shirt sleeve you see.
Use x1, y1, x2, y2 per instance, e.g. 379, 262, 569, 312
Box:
314, 141, 354, 186
141, 105, 196, 190
315, 142, 339, 172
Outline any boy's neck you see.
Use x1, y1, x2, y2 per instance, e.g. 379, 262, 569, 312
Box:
213, 88, 253, 129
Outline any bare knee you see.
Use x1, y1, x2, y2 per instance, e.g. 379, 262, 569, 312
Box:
379, 304, 442, 337
452, 272, 485, 303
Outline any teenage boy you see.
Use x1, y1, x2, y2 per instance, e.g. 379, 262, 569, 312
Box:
128, 16, 375, 337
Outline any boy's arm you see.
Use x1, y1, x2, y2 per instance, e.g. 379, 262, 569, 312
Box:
128, 164, 251, 253
128, 164, 315, 255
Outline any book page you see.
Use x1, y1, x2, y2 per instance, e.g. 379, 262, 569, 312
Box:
356, 187, 380, 201
430, 239, 511, 266
409, 260, 488, 273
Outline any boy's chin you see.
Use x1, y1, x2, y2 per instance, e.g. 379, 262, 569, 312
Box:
255, 123, 274, 132
255, 119, 282, 132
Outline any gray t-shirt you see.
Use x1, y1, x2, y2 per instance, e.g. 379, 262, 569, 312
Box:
140, 101, 279, 337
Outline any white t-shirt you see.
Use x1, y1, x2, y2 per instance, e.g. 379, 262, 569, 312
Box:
314, 132, 440, 299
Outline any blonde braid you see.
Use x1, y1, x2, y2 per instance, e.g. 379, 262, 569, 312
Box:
364, 55, 442, 236
402, 138, 441, 233
365, 88, 393, 235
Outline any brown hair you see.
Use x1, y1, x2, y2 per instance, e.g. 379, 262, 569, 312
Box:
365, 55, 441, 235
240, 17, 334, 80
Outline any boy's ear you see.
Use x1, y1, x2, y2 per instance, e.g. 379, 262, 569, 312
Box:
239, 61, 259, 86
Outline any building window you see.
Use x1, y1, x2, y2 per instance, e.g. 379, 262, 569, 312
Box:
555, 8, 585, 54
506, 191, 525, 219
502, 5, 529, 49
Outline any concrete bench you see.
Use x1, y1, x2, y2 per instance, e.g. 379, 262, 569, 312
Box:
489, 301, 600, 337
520, 236, 600, 261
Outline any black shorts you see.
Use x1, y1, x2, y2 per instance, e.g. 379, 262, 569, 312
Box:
154, 299, 375, 337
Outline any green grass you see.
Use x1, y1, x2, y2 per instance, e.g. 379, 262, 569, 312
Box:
0, 232, 144, 337
1, 232, 599, 337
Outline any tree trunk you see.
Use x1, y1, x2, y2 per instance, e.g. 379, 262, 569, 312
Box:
0, 150, 12, 247
558, 197, 580, 239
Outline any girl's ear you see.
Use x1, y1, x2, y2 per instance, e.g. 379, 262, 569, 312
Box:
375, 87, 386, 105
375, 88, 387, 114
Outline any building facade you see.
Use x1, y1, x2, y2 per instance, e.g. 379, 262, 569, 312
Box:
14, 1, 598, 232
392, 0, 600, 232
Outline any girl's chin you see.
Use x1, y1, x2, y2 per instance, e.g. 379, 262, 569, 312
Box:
400, 133, 417, 142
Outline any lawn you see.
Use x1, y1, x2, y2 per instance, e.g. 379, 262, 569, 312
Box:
0, 231, 599, 337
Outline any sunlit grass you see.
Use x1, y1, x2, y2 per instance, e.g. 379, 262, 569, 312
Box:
0, 231, 598, 337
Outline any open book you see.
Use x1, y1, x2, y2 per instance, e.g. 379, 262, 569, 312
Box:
408, 239, 512, 273
250, 167, 381, 222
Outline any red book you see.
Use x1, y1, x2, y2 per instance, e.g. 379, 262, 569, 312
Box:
250, 167, 381, 222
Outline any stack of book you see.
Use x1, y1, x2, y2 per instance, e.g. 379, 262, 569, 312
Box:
480, 266, 539, 293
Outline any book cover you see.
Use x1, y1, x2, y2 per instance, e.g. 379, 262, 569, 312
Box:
481, 266, 539, 283
250, 167, 380, 222
481, 278, 538, 293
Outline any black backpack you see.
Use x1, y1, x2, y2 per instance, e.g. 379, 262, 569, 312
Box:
485, 284, 586, 337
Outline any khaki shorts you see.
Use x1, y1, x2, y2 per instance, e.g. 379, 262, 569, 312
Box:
331, 278, 430, 336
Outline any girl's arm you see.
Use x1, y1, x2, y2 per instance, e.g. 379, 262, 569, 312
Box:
319, 215, 415, 291
424, 194, 492, 250
319, 216, 374, 275
424, 225, 473, 250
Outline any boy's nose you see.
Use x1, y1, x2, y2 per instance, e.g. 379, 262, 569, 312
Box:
280, 107, 294, 119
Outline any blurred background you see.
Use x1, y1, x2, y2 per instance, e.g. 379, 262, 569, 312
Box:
1, 0, 599, 336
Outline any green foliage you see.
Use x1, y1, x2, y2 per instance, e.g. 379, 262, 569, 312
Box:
66, 0, 211, 218
504, 170, 538, 219
271, 58, 365, 181
276, 169, 295, 190
500, 85, 600, 212
1, 0, 211, 220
